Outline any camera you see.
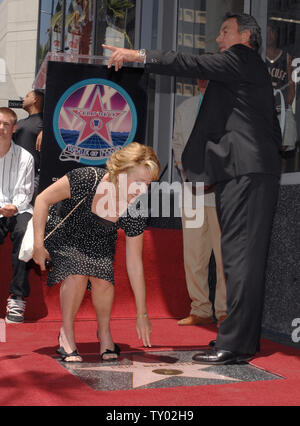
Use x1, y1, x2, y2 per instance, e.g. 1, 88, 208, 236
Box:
45, 258, 54, 272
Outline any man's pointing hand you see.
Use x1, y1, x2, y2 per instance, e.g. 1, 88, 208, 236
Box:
102, 44, 144, 71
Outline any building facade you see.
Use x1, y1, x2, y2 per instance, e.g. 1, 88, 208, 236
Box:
0, 0, 39, 118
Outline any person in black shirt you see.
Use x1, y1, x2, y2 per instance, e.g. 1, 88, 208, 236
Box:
13, 89, 44, 199
266, 22, 297, 151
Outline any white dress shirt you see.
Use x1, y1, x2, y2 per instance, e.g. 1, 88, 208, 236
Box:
0, 142, 35, 217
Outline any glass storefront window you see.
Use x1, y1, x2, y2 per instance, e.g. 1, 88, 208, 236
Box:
37, 0, 63, 71
51, 0, 64, 52
37, 1, 137, 65
37, 0, 97, 72
95, 0, 136, 57
64, 0, 95, 55
175, 0, 244, 106
173, 0, 244, 181
267, 0, 300, 172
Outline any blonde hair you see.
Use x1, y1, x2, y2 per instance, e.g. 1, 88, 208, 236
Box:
106, 142, 160, 183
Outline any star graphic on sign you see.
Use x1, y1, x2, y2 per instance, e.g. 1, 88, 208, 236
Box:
70, 87, 125, 147
76, 357, 241, 389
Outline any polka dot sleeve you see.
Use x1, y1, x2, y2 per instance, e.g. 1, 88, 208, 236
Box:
66, 167, 99, 203
119, 203, 147, 237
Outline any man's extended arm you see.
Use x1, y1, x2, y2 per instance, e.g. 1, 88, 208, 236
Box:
103, 44, 244, 82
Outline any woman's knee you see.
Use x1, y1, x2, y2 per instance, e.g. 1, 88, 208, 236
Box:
90, 278, 114, 307
90, 277, 114, 291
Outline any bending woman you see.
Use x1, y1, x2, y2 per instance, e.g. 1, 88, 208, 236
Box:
33, 142, 160, 362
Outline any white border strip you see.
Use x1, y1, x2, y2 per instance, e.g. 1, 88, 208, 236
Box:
281, 172, 300, 185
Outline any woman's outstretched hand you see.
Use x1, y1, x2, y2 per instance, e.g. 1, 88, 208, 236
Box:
136, 315, 152, 347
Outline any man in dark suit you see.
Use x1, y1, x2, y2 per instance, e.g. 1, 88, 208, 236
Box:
103, 12, 282, 364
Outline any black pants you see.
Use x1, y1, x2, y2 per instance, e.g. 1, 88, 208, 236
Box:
214, 174, 279, 355
0, 212, 32, 298
32, 174, 40, 205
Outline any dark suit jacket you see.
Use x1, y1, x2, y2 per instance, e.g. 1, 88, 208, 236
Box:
145, 44, 282, 185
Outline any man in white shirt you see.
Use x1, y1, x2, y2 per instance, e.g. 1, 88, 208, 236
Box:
0, 107, 35, 323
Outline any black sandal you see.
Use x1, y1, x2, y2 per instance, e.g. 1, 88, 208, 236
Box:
57, 333, 82, 363
100, 344, 121, 361
56, 346, 83, 362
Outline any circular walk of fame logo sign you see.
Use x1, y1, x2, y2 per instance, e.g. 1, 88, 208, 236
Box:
53, 78, 138, 165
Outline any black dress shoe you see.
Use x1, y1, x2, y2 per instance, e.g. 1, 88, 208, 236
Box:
192, 348, 253, 365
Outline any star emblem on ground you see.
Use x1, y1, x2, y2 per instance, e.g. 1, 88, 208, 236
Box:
57, 350, 282, 391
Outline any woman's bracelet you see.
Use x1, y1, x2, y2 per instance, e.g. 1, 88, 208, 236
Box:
136, 313, 148, 319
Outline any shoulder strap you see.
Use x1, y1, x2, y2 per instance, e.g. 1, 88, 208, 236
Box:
44, 168, 98, 241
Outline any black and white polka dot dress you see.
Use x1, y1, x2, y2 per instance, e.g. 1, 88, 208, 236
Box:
44, 167, 146, 287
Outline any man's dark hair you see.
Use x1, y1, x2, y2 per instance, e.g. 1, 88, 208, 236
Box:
223, 12, 262, 51
33, 89, 45, 110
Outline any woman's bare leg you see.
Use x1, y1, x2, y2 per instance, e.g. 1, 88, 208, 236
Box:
59, 274, 88, 361
89, 277, 117, 360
